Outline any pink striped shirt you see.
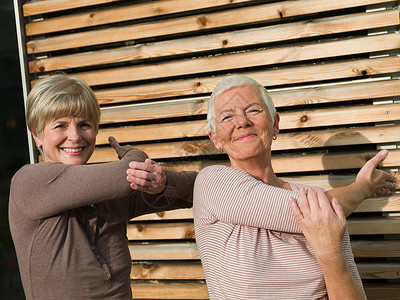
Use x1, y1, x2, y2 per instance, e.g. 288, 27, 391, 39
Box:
193, 165, 364, 300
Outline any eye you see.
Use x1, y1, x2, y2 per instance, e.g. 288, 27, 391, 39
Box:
54, 124, 66, 129
246, 107, 263, 115
79, 121, 94, 129
220, 114, 233, 122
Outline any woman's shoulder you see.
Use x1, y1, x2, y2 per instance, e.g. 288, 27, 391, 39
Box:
198, 164, 230, 174
196, 165, 256, 187
197, 165, 243, 179
11, 162, 67, 186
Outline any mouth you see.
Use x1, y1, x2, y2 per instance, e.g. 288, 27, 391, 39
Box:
236, 133, 257, 141
62, 147, 85, 154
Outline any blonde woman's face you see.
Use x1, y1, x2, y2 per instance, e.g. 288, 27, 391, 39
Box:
33, 116, 96, 165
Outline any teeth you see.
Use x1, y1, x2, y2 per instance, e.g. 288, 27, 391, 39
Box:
63, 148, 83, 153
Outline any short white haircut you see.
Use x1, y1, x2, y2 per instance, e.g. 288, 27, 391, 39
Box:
207, 75, 276, 134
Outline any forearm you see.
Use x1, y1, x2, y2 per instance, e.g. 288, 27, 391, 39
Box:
163, 170, 197, 203
319, 253, 365, 300
325, 181, 371, 216
327, 150, 398, 216
12, 148, 148, 219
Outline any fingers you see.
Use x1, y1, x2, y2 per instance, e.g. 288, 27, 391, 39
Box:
331, 197, 346, 226
315, 189, 331, 211
108, 136, 119, 149
307, 188, 320, 212
128, 159, 160, 182
127, 159, 166, 193
380, 171, 398, 189
297, 188, 310, 215
357, 150, 388, 179
289, 197, 303, 222
367, 150, 388, 169
108, 136, 130, 159
289, 188, 314, 223
290, 188, 338, 219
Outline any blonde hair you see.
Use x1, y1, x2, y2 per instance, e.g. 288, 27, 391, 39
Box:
207, 75, 276, 134
26, 74, 101, 135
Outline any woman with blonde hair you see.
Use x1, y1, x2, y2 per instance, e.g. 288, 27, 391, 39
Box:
9, 74, 197, 299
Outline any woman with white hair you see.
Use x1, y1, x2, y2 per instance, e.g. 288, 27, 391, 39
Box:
193, 74, 396, 299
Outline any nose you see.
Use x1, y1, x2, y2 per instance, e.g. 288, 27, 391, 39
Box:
66, 125, 81, 142
235, 113, 251, 128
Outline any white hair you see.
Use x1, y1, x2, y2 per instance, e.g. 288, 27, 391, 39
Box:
207, 75, 276, 134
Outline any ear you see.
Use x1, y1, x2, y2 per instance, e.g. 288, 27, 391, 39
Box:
273, 113, 280, 136
208, 130, 222, 150
31, 129, 43, 146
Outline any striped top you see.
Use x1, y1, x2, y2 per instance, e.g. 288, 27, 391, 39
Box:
193, 165, 364, 300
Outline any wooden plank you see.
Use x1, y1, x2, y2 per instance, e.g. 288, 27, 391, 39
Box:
96, 119, 207, 145
94, 124, 400, 160
129, 243, 200, 260
131, 194, 400, 221
25, 0, 253, 36
129, 240, 400, 260
127, 222, 195, 240
352, 240, 400, 257
67, 33, 400, 87
364, 283, 400, 300
132, 208, 193, 221
148, 149, 400, 174
94, 103, 400, 145
91, 147, 400, 174
357, 262, 400, 279
131, 261, 204, 280
24, 0, 394, 53
99, 80, 400, 123
280, 103, 400, 130
348, 217, 400, 235
97, 122, 399, 157
132, 261, 400, 280
92, 56, 400, 104
99, 97, 208, 124
130, 273, 400, 300
270, 79, 400, 108
127, 217, 400, 240
131, 282, 208, 300
22, 0, 121, 17
130, 283, 400, 300
97, 79, 400, 119
28, 9, 400, 73
355, 194, 400, 213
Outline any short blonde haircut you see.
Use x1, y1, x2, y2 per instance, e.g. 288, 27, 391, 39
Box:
26, 74, 101, 135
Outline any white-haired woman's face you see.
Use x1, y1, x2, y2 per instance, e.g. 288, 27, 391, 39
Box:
209, 85, 279, 165
32, 116, 97, 165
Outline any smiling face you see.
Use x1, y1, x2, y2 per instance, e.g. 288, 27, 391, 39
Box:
209, 85, 279, 167
33, 116, 96, 165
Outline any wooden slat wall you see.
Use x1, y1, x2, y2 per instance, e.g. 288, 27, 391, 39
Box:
18, 0, 400, 299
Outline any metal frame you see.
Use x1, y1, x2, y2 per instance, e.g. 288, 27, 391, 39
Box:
13, 0, 36, 163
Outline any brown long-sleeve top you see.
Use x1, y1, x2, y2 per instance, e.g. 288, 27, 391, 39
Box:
9, 148, 197, 300
193, 165, 364, 300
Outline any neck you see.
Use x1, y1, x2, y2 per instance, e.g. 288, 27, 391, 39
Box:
230, 153, 286, 188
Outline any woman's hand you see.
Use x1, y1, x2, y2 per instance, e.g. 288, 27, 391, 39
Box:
109, 136, 167, 194
289, 188, 346, 261
289, 189, 366, 299
355, 150, 398, 198
126, 159, 167, 194
109, 136, 133, 159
